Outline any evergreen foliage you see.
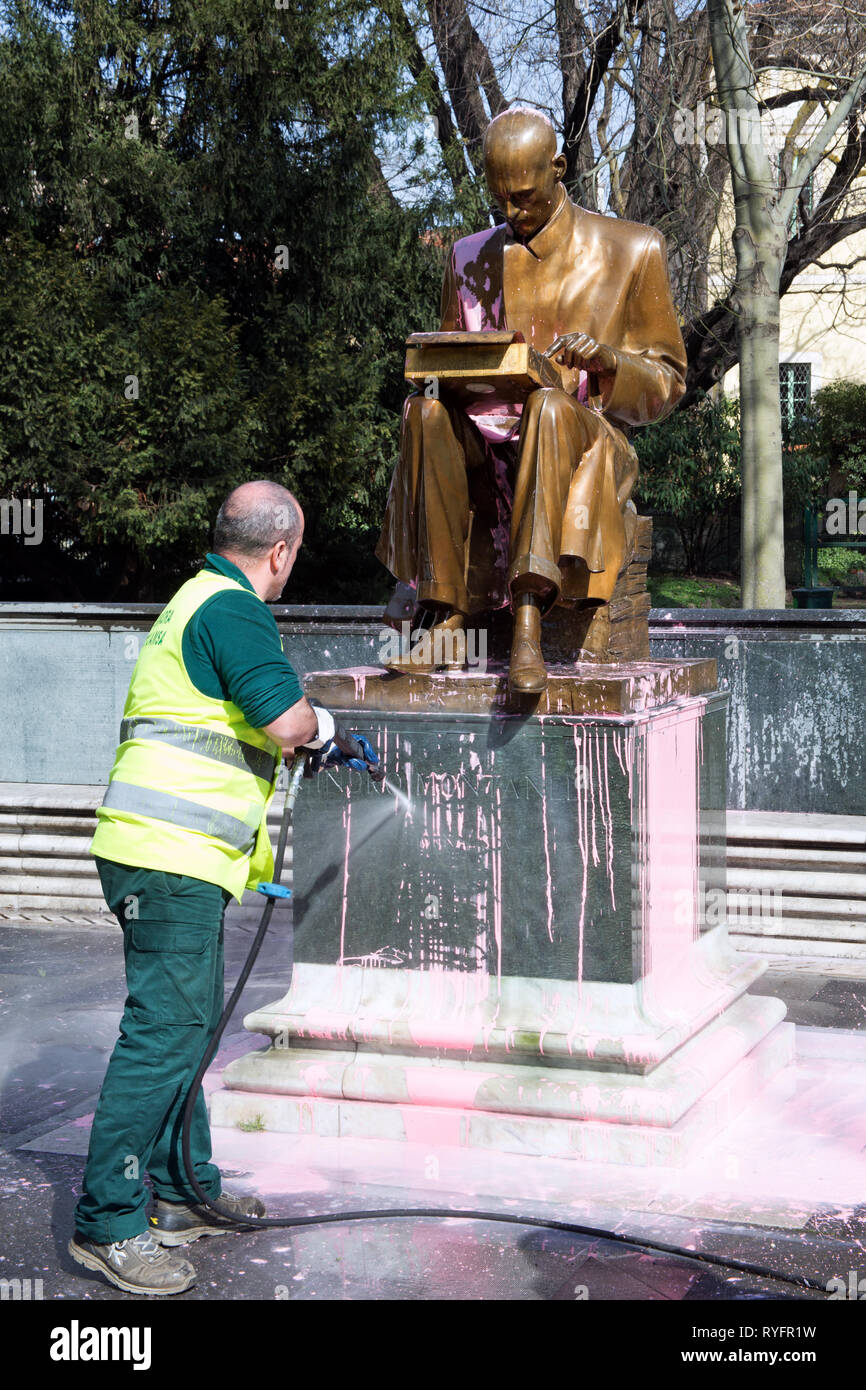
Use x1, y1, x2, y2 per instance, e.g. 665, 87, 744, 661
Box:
0, 0, 444, 599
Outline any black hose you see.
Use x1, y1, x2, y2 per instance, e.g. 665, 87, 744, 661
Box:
181, 757, 830, 1296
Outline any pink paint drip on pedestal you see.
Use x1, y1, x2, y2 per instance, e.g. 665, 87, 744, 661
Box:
640, 702, 705, 1023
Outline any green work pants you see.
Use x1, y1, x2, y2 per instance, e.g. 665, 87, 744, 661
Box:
73, 857, 232, 1244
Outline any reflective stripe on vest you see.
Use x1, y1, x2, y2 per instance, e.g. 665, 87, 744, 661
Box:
119, 717, 277, 784
101, 781, 259, 853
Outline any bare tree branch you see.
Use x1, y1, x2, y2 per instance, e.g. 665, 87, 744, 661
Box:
386, 1, 472, 194
562, 0, 650, 190
778, 73, 866, 224
760, 85, 844, 109
426, 0, 507, 175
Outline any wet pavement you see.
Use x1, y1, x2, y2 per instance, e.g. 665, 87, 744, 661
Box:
2, 912, 866, 1317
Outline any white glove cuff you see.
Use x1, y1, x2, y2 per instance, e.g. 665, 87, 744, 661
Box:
305, 704, 336, 750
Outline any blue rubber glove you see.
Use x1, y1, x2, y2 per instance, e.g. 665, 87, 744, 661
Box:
315, 733, 380, 775
300, 702, 381, 777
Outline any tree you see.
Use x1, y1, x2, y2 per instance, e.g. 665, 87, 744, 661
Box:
707, 0, 866, 605
4, 2, 866, 602
0, 0, 443, 599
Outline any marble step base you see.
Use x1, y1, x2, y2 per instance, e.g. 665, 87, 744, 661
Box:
730, 932, 866, 960
210, 1001, 793, 1168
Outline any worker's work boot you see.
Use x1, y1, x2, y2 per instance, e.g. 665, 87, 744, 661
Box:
149, 1191, 267, 1246
68, 1230, 196, 1295
383, 609, 467, 673
508, 594, 548, 694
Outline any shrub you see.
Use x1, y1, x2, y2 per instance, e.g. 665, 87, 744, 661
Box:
633, 390, 740, 574
784, 379, 866, 509
816, 547, 866, 585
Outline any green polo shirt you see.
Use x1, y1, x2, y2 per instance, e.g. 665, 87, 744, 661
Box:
179, 553, 304, 729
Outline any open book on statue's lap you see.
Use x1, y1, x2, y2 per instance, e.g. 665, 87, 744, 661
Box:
404, 332, 574, 443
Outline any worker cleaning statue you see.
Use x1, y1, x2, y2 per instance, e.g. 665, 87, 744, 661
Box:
375, 104, 688, 694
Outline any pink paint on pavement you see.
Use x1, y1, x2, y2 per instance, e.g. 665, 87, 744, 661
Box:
210, 1044, 866, 1216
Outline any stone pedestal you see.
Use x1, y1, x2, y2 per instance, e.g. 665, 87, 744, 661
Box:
212, 661, 792, 1166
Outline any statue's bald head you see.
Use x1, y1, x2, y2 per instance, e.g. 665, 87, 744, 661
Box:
483, 106, 558, 167
482, 106, 567, 240
213, 480, 303, 560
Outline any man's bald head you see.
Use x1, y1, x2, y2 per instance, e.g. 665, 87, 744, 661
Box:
482, 106, 567, 240
213, 480, 303, 560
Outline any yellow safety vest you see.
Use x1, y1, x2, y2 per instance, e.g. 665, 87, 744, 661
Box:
90, 570, 283, 903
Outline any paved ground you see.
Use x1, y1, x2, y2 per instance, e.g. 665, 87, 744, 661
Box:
2, 910, 866, 1316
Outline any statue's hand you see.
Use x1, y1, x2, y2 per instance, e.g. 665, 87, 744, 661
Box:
544, 333, 617, 376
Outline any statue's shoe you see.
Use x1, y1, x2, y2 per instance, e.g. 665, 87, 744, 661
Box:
383, 613, 466, 674
508, 632, 548, 694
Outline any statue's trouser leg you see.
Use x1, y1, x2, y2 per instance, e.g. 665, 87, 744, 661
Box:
377, 394, 489, 615
508, 387, 593, 611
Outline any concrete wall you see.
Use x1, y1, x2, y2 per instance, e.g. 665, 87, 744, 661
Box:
1, 603, 864, 815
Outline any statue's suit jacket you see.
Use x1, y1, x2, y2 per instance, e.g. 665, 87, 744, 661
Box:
435, 193, 688, 602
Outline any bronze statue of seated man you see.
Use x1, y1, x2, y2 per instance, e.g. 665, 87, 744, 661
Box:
376, 105, 687, 693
